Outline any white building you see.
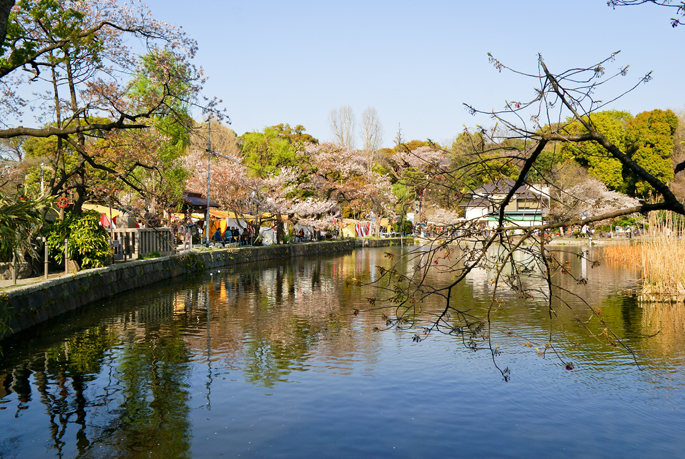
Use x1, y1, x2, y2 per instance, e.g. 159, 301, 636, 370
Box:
460, 179, 549, 228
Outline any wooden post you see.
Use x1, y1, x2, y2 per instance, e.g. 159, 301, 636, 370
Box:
64, 239, 69, 274
11, 253, 16, 285
108, 197, 114, 243
44, 237, 48, 280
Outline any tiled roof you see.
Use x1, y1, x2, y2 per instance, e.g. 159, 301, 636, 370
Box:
473, 178, 528, 195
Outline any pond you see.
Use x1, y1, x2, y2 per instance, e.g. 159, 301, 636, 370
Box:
1, 246, 684, 458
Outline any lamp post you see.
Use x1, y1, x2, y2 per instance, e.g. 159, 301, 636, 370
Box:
204, 112, 214, 246
337, 195, 344, 239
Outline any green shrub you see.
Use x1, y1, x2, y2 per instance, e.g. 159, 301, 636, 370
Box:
0, 190, 49, 263
47, 211, 111, 269
614, 217, 640, 227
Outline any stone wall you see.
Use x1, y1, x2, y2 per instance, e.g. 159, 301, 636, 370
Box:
354, 237, 414, 248
0, 240, 355, 339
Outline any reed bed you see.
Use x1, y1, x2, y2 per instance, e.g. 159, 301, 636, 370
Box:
603, 243, 642, 266
602, 212, 685, 302
640, 211, 685, 299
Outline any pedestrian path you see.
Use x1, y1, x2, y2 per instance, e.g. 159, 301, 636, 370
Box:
0, 271, 69, 290
0, 244, 231, 291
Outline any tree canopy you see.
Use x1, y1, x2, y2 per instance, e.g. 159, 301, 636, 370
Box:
561, 109, 678, 197
0, 0, 214, 215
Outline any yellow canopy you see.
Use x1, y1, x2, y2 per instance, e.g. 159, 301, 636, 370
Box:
209, 210, 255, 219
83, 203, 121, 218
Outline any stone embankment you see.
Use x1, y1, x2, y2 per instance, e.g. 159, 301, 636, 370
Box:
0, 238, 408, 339
355, 237, 413, 247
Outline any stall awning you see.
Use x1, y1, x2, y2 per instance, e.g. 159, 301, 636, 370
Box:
209, 210, 254, 219
182, 191, 220, 208
83, 203, 121, 218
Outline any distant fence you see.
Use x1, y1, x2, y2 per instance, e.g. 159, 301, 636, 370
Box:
111, 228, 175, 260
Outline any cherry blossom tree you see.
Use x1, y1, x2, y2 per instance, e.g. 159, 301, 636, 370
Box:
184, 149, 336, 240
552, 176, 641, 222
184, 141, 396, 240
302, 143, 395, 220
384, 145, 449, 227
428, 207, 462, 226
391, 146, 445, 171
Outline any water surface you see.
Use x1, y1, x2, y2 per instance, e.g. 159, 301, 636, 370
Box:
1, 247, 683, 458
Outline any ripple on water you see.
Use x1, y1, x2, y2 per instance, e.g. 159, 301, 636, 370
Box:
1, 248, 685, 458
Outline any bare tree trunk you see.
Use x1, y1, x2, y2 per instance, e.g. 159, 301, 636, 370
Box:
276, 215, 284, 244
361, 107, 383, 172
48, 55, 69, 218
329, 105, 356, 149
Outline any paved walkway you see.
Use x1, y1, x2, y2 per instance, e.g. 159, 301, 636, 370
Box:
0, 271, 69, 290
0, 243, 233, 291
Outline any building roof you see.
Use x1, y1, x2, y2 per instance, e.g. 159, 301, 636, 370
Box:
182, 191, 220, 208
459, 197, 490, 208
462, 179, 547, 209
473, 178, 527, 195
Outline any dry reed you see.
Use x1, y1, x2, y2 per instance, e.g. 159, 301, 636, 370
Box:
601, 211, 685, 301
640, 211, 685, 299
603, 243, 642, 266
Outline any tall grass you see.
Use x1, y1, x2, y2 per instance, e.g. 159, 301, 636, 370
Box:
603, 243, 642, 266
603, 211, 685, 301
640, 211, 685, 298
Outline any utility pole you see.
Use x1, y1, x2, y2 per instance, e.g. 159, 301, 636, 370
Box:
205, 116, 212, 246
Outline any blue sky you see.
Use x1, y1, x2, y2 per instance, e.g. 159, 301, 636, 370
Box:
139, 0, 683, 146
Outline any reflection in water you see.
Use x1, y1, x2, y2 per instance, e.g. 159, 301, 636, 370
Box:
0, 253, 380, 458
0, 295, 194, 458
0, 248, 684, 458
640, 303, 685, 360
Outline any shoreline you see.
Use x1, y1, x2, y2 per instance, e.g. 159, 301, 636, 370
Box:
1, 239, 406, 339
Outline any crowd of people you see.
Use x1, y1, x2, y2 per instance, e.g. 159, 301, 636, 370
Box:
213, 226, 252, 245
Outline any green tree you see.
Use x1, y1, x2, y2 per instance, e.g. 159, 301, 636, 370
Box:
239, 127, 298, 178
561, 109, 678, 197
272, 123, 318, 146
450, 131, 520, 191
103, 50, 196, 217
397, 139, 431, 152
561, 110, 633, 192
625, 109, 678, 196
